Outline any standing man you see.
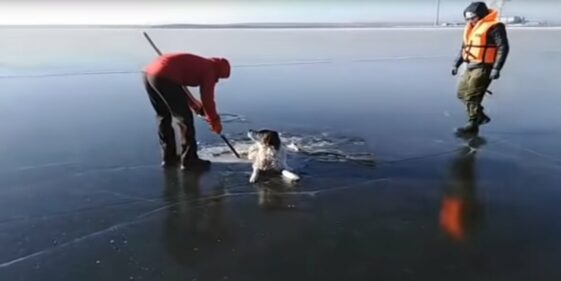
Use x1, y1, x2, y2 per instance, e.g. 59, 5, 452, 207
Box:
452, 2, 509, 135
143, 53, 231, 170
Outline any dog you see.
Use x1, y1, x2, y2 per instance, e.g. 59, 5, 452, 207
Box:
246, 129, 300, 183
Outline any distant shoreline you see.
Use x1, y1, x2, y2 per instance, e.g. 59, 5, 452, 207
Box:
1, 22, 559, 29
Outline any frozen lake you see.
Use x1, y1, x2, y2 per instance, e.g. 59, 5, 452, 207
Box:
1, 27, 561, 281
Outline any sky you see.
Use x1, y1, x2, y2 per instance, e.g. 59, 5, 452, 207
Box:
0, 0, 560, 25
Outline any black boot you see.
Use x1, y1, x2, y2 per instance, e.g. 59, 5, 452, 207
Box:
181, 158, 211, 171
476, 112, 491, 126
455, 121, 479, 137
161, 146, 180, 168
161, 153, 180, 168
179, 141, 210, 171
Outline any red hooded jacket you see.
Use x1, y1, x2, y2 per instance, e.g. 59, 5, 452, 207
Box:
144, 53, 230, 123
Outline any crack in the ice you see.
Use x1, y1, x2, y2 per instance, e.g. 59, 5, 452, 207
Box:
0, 217, 143, 268
378, 148, 463, 165
71, 164, 159, 176
375, 136, 510, 166
0, 199, 158, 225
0, 161, 78, 175
494, 139, 561, 167
96, 190, 159, 203
141, 177, 390, 219
0, 163, 161, 196
0, 55, 452, 80
0, 177, 389, 268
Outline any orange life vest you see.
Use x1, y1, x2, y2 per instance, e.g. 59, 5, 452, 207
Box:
462, 9, 500, 64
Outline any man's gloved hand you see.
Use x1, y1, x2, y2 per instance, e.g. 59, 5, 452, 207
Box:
490, 68, 500, 80
210, 118, 222, 134
451, 67, 458, 76
195, 107, 205, 117
190, 103, 205, 117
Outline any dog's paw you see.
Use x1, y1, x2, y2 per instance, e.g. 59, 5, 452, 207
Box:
282, 170, 300, 182
249, 175, 258, 183
249, 168, 260, 183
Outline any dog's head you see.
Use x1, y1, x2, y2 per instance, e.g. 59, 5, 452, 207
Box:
247, 129, 281, 150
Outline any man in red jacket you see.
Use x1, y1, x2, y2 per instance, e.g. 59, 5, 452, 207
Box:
143, 53, 231, 170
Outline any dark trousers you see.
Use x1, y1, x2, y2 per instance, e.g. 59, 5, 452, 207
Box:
143, 74, 198, 165
457, 66, 492, 122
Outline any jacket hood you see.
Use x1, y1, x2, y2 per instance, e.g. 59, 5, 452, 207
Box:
211, 57, 231, 79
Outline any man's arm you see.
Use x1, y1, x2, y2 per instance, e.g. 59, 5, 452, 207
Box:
453, 42, 465, 68
200, 77, 220, 124
182, 87, 205, 116
490, 23, 510, 71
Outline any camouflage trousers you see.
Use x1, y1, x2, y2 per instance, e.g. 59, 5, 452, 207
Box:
457, 66, 492, 122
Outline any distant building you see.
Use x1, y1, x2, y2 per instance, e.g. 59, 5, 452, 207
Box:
500, 16, 527, 24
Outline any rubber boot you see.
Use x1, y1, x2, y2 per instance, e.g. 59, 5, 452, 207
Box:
180, 158, 211, 171
455, 121, 479, 136
477, 112, 491, 126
